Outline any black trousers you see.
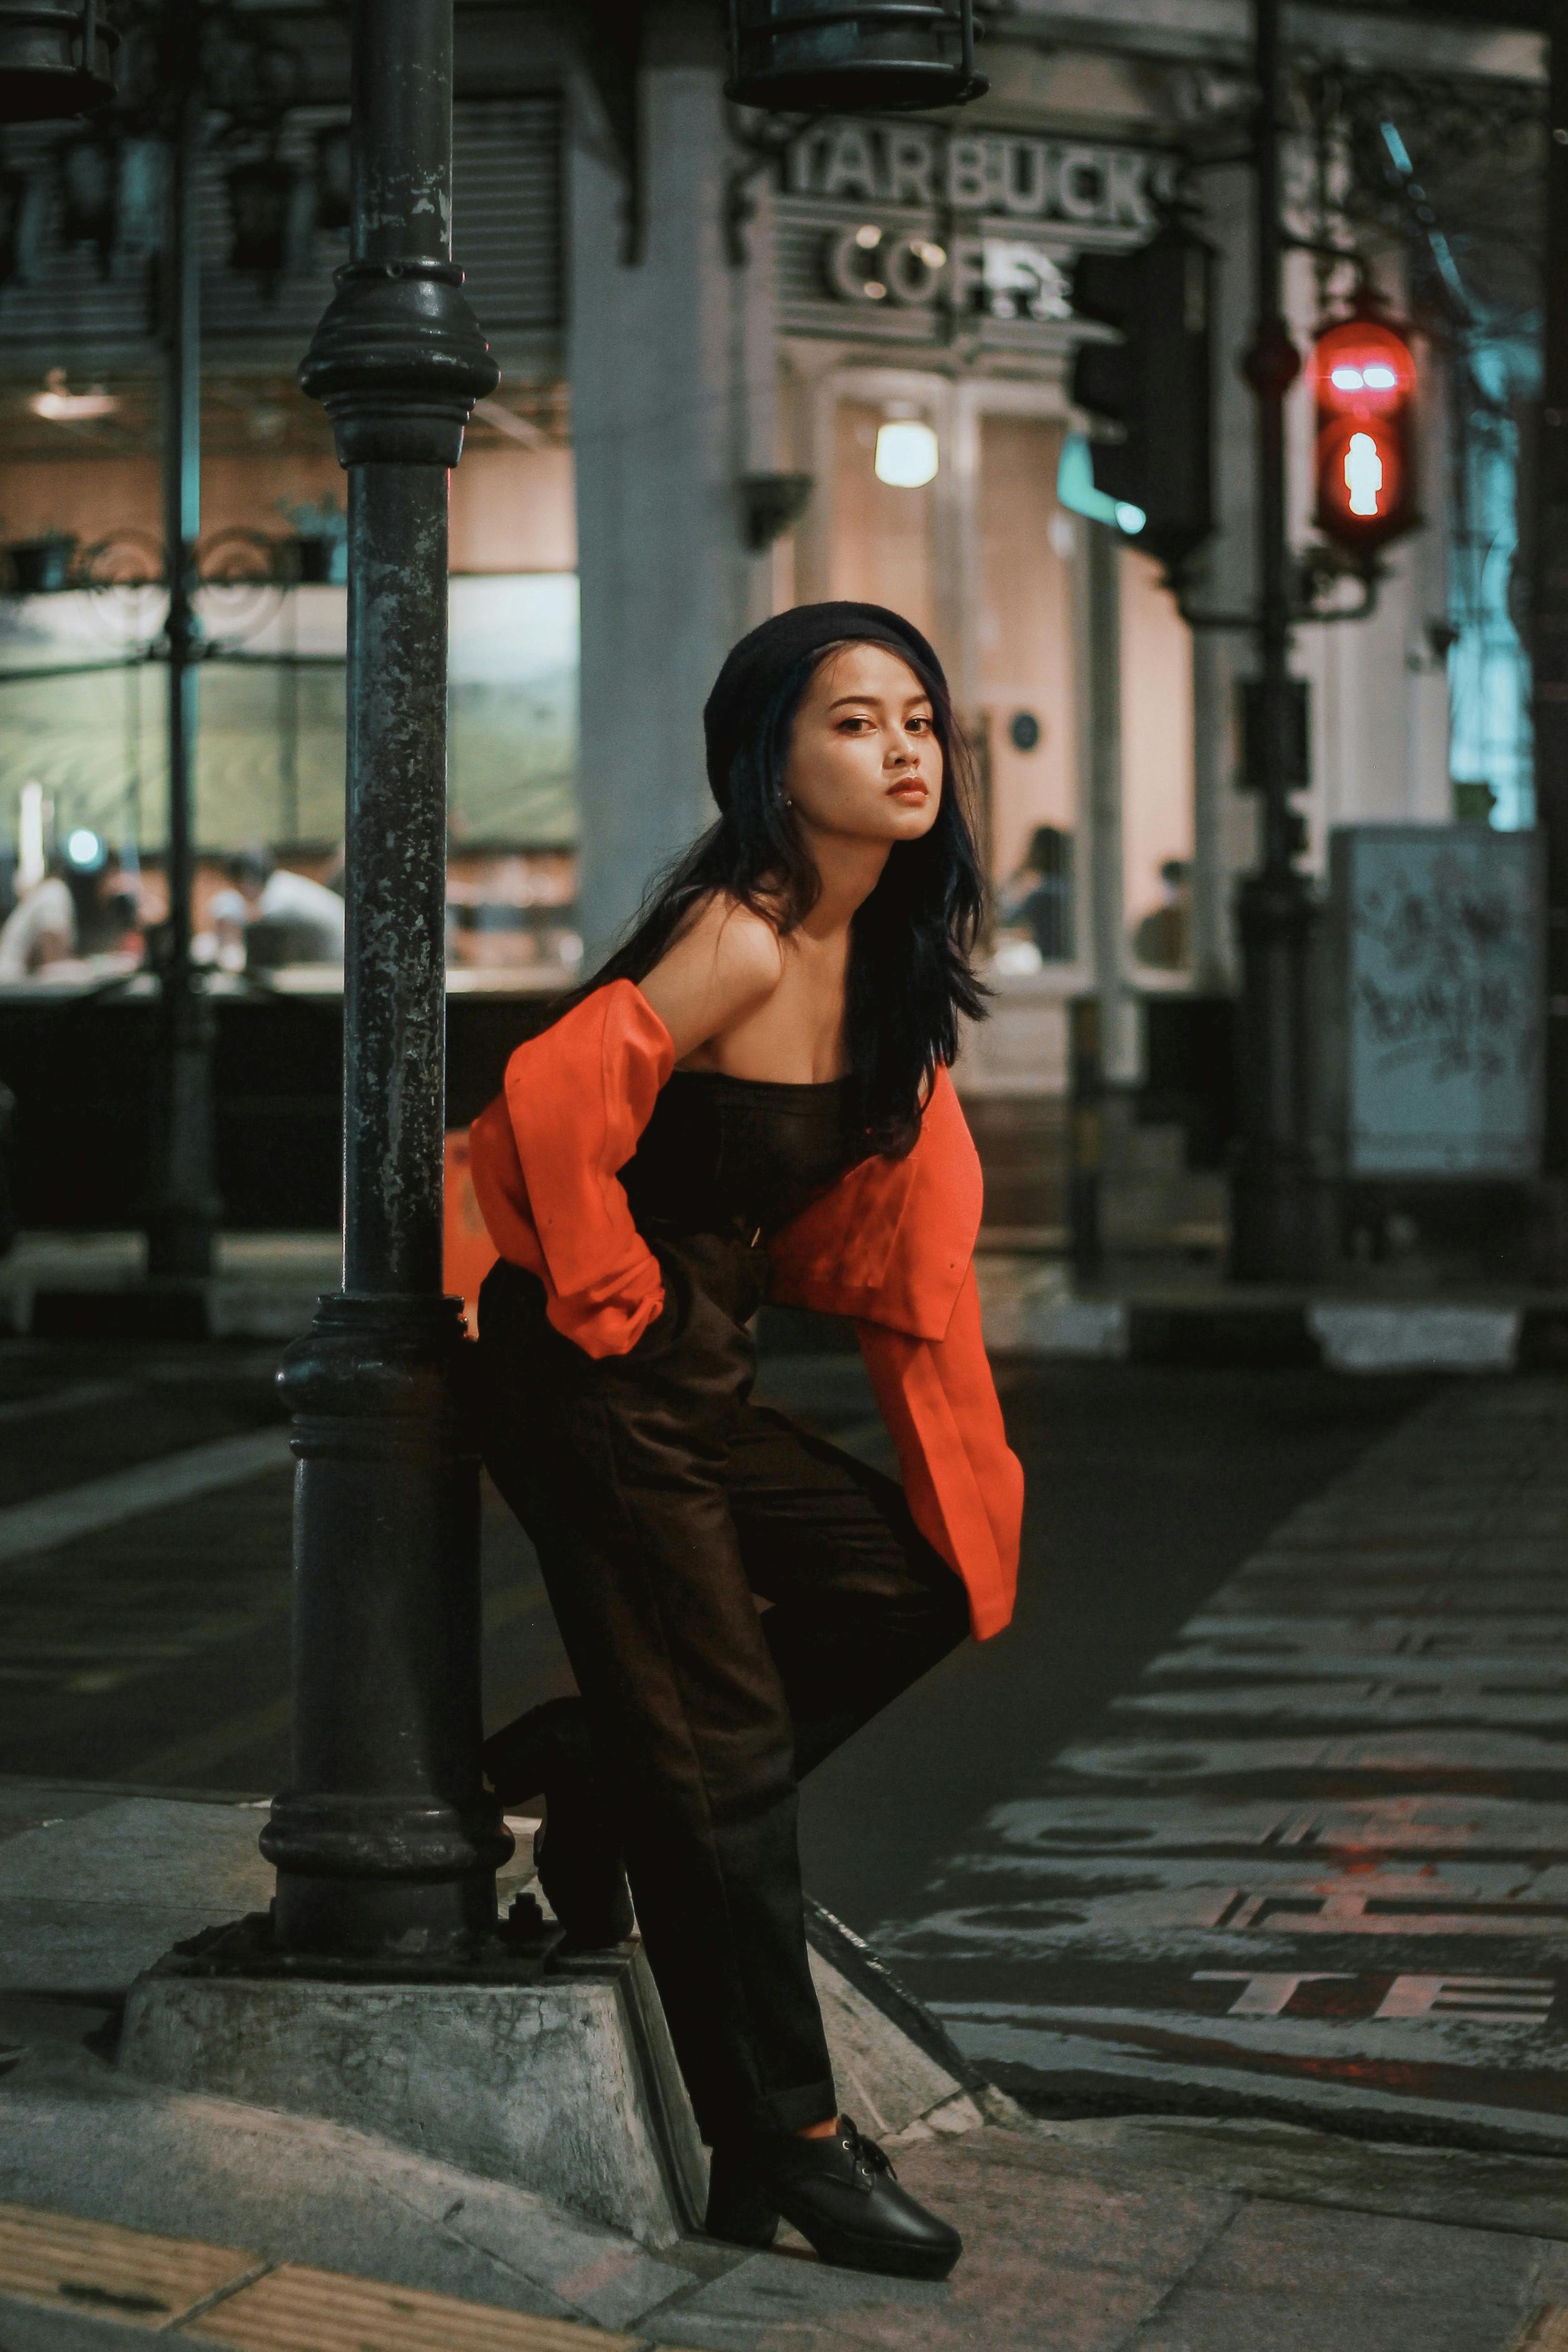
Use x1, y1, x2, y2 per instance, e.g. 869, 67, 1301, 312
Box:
475, 1231, 969, 2146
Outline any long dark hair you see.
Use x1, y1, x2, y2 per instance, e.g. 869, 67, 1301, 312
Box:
566, 636, 989, 1156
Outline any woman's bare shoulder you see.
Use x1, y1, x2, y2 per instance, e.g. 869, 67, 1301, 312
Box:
639, 890, 784, 1058
666, 890, 785, 992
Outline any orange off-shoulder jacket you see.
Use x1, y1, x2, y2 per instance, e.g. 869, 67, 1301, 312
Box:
466, 979, 1024, 1642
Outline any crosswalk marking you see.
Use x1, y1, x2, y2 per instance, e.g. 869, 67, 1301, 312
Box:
0, 1427, 292, 1569
874, 1380, 1568, 2146
0, 1377, 133, 1428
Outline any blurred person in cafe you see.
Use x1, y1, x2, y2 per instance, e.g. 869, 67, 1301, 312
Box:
995, 824, 1075, 969
210, 845, 345, 972
0, 853, 74, 980
0, 833, 141, 982
1130, 858, 1192, 972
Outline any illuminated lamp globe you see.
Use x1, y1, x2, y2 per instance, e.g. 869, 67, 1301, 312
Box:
0, 2, 118, 123
725, 0, 986, 113
875, 419, 939, 487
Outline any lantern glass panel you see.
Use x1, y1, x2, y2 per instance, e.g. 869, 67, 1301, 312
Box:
0, 1, 118, 125
725, 0, 985, 113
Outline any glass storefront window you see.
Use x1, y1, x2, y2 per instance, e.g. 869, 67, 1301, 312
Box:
0, 573, 579, 857
1119, 546, 1194, 975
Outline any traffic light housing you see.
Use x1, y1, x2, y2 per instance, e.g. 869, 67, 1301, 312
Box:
1069, 225, 1215, 576
1310, 308, 1418, 560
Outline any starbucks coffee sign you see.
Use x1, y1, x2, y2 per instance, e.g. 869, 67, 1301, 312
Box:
773, 119, 1179, 347
785, 121, 1174, 227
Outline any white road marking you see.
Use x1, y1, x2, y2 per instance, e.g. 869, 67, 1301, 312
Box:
1308, 1303, 1521, 1372
881, 1382, 1568, 2143
0, 1427, 292, 1569
982, 1794, 1568, 1856
1113, 1682, 1568, 1726
1372, 1973, 1556, 2021
1194, 1971, 1353, 2015
0, 1378, 132, 1427
1056, 1728, 1568, 1779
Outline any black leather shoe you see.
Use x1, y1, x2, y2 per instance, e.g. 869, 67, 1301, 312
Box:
706, 2117, 962, 2280
482, 1698, 634, 1951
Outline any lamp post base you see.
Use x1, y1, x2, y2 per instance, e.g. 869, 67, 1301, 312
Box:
120, 1917, 707, 2249
266, 1291, 511, 1963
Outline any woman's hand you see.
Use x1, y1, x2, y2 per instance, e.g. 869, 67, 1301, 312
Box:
636, 894, 783, 1066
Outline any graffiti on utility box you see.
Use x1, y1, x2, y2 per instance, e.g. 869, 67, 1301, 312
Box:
1328, 823, 1544, 1178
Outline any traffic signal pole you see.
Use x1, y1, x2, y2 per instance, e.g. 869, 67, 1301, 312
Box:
1535, 0, 1568, 1196
1229, 0, 1329, 1280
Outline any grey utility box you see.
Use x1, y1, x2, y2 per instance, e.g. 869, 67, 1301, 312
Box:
1326, 822, 1544, 1179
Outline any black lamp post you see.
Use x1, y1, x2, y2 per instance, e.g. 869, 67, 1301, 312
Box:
261, 0, 507, 1961
1228, 0, 1329, 1281
725, 0, 985, 110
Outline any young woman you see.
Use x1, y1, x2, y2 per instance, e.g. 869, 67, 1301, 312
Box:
469, 601, 1024, 2281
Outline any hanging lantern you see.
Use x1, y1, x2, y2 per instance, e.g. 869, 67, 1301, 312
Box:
725, 0, 986, 113
0, 2, 119, 125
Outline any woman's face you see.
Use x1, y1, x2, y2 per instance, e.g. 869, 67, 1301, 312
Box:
782, 642, 944, 848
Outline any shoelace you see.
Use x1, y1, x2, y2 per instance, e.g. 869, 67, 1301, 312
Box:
837, 2115, 895, 2186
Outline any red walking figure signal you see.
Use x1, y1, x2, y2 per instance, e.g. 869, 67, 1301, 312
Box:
1310, 310, 1418, 559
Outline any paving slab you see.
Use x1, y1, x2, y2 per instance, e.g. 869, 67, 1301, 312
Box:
1124, 2199, 1540, 2352
648, 2129, 1238, 2352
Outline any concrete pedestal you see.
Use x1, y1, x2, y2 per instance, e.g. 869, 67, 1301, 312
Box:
120, 1942, 707, 2251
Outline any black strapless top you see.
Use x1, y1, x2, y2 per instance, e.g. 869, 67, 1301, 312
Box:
621, 1068, 864, 1240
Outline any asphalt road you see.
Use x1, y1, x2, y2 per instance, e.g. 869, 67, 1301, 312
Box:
0, 1329, 1427, 1847
783, 1355, 1435, 1940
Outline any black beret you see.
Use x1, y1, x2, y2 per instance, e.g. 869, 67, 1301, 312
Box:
702, 601, 946, 808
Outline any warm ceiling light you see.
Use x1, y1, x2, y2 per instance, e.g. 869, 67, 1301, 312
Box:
29, 367, 118, 420
874, 419, 939, 488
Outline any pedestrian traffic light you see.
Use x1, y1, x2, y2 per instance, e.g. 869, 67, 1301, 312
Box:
1069, 224, 1215, 576
1310, 309, 1418, 560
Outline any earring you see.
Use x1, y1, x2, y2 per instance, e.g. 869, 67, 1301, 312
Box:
784, 794, 793, 807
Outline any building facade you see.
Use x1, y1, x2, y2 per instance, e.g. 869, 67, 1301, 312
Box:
0, 0, 1540, 1078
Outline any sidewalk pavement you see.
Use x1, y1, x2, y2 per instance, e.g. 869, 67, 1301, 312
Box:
8, 1229, 1568, 1371
4, 1774, 1568, 2352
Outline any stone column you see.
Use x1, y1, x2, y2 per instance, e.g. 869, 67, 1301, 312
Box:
567, 2, 776, 960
